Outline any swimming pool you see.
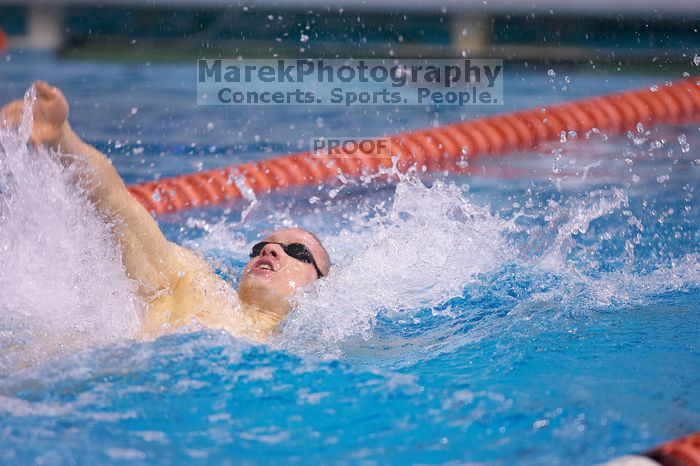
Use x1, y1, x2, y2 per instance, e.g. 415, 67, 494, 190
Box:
0, 53, 698, 464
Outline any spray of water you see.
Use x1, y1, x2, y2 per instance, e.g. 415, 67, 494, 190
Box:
0, 86, 140, 372
272, 177, 513, 356
267, 174, 699, 357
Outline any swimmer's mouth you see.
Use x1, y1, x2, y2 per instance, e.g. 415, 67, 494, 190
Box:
252, 258, 277, 273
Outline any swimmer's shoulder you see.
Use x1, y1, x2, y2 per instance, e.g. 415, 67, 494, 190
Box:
139, 243, 242, 338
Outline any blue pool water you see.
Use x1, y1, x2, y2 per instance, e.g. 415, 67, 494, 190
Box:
0, 53, 699, 465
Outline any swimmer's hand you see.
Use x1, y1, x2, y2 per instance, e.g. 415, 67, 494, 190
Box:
0, 80, 69, 150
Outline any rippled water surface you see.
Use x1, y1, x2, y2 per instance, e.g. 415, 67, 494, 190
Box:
1, 53, 699, 465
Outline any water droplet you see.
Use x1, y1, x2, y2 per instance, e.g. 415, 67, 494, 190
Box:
533, 419, 549, 429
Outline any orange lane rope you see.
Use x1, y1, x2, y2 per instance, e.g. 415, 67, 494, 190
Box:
127, 76, 700, 215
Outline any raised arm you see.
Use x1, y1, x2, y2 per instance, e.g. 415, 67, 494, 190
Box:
1, 81, 178, 300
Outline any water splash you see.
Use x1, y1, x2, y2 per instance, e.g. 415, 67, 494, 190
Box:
266, 175, 698, 357
0, 86, 139, 373
273, 177, 513, 356
228, 169, 258, 224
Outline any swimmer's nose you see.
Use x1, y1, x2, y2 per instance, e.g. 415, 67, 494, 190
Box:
260, 243, 283, 259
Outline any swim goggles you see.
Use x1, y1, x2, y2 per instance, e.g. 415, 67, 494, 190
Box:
250, 241, 324, 278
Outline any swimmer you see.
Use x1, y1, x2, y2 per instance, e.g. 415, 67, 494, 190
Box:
0, 81, 330, 342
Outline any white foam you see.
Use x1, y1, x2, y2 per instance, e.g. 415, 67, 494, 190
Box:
269, 177, 699, 357
0, 86, 140, 373
273, 177, 513, 356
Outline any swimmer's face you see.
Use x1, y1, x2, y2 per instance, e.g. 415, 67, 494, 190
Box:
238, 228, 330, 316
